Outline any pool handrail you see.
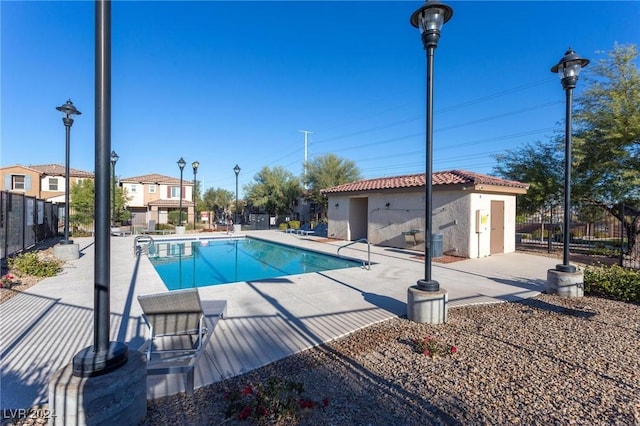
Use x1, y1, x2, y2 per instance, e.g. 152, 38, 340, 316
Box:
337, 238, 371, 270
134, 235, 155, 256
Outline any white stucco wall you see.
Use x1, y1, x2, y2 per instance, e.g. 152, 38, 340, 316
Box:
327, 188, 519, 259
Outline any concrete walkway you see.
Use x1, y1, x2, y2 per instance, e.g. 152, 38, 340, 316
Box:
0, 230, 559, 410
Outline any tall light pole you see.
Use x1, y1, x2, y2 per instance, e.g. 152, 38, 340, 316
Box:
56, 99, 81, 244
192, 160, 199, 230
110, 150, 119, 226
234, 164, 241, 225
551, 48, 589, 273
71, 0, 127, 378
410, 0, 452, 292
178, 157, 186, 227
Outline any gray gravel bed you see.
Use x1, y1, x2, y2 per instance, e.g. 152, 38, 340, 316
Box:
6, 294, 639, 425
141, 294, 640, 425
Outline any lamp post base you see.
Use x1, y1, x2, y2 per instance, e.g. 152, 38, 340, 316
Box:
72, 341, 129, 377
416, 279, 439, 292
54, 242, 79, 260
547, 268, 584, 298
407, 286, 448, 324
555, 263, 577, 273
49, 349, 146, 426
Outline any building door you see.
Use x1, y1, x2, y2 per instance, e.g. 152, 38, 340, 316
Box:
490, 200, 504, 254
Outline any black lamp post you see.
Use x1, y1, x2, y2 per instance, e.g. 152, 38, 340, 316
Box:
233, 164, 241, 225
192, 160, 199, 230
56, 99, 82, 244
410, 0, 452, 292
71, 0, 128, 378
178, 157, 186, 227
551, 48, 589, 273
110, 150, 119, 226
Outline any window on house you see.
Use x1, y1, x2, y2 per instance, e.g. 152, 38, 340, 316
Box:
148, 185, 156, 193
76, 178, 84, 185
49, 178, 59, 191
12, 175, 25, 190
130, 184, 137, 193
171, 186, 181, 198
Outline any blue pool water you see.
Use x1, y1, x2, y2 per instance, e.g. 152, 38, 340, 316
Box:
148, 238, 362, 290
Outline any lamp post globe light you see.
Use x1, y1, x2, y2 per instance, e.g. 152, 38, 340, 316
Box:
234, 164, 241, 225
192, 160, 199, 230
551, 48, 589, 274
110, 151, 119, 226
410, 0, 452, 292
56, 99, 82, 244
178, 157, 186, 228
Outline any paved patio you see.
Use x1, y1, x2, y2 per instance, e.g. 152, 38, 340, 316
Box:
0, 230, 559, 410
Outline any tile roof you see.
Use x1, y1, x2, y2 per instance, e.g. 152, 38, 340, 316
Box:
322, 170, 529, 194
120, 174, 191, 185
147, 199, 194, 207
27, 164, 94, 177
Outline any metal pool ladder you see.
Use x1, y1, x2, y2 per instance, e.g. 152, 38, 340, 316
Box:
337, 238, 371, 270
134, 235, 155, 256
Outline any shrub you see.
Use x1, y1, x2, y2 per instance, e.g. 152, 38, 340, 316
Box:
8, 252, 62, 278
223, 377, 327, 423
287, 221, 301, 230
584, 263, 640, 303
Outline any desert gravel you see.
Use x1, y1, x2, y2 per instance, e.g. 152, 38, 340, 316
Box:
138, 293, 640, 425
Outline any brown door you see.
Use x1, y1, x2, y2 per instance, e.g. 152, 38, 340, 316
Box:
490, 200, 504, 254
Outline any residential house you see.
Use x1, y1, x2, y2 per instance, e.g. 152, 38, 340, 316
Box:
322, 170, 528, 259
120, 174, 194, 228
1, 164, 94, 201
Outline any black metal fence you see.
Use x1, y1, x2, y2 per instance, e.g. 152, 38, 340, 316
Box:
516, 208, 639, 270
1, 191, 59, 264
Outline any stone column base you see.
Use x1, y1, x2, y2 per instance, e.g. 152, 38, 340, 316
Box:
547, 269, 584, 298
49, 350, 147, 426
407, 286, 448, 324
53, 243, 79, 261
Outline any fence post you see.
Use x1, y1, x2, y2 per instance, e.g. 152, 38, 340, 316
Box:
620, 203, 624, 267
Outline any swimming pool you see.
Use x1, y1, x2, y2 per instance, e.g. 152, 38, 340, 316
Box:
147, 237, 362, 290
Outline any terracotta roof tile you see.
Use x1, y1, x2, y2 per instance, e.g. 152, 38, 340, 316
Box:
28, 164, 94, 178
148, 199, 194, 207
120, 174, 191, 185
322, 170, 528, 194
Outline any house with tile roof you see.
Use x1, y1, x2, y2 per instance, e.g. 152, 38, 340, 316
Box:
119, 173, 194, 228
321, 170, 528, 258
1, 164, 94, 202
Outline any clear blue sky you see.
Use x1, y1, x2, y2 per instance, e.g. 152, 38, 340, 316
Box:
2, 1, 639, 197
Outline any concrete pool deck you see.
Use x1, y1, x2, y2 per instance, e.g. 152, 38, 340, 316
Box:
0, 230, 560, 410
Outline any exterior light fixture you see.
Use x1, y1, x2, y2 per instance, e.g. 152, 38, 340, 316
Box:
56, 99, 82, 244
177, 157, 186, 227
410, 0, 452, 292
192, 161, 199, 230
551, 48, 589, 273
233, 164, 241, 225
110, 151, 119, 226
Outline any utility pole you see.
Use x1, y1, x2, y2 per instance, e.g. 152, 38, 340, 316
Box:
299, 129, 313, 187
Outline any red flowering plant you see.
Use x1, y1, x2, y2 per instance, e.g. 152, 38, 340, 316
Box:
223, 377, 328, 423
0, 273, 20, 289
411, 335, 458, 358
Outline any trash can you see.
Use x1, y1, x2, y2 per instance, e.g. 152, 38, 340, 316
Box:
432, 233, 443, 257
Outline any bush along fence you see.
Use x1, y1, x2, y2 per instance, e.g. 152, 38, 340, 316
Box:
1, 191, 59, 267
515, 206, 639, 270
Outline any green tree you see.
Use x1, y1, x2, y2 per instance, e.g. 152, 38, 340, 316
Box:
69, 179, 95, 233
493, 44, 640, 255
244, 166, 302, 217
111, 180, 131, 223
572, 43, 640, 253
202, 187, 234, 223
493, 141, 563, 216
303, 153, 362, 220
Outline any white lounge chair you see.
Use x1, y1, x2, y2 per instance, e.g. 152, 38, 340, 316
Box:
137, 288, 226, 395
